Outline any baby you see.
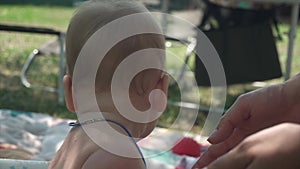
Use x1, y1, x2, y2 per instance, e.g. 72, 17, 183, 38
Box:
49, 1, 168, 169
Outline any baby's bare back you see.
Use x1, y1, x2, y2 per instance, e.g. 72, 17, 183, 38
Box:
49, 126, 145, 169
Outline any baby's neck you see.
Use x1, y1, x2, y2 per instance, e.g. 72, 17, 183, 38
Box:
77, 111, 148, 139
103, 112, 147, 139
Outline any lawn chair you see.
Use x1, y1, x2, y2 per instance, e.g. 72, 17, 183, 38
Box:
20, 38, 62, 92
162, 0, 283, 136
0, 24, 65, 104
166, 36, 197, 87
194, 0, 283, 86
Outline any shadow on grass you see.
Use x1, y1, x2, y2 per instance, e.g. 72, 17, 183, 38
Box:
0, 70, 256, 134
0, 73, 75, 119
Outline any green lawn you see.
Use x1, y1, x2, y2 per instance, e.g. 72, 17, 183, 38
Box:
0, 5, 299, 133
0, 5, 74, 118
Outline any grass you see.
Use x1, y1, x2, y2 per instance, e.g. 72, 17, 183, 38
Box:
0, 5, 75, 119
0, 5, 74, 30
0, 5, 300, 134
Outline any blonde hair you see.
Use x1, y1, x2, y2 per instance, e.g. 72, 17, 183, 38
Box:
66, 0, 165, 77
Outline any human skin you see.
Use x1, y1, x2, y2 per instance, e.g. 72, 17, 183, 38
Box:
201, 123, 300, 169
49, 74, 169, 169
193, 73, 300, 168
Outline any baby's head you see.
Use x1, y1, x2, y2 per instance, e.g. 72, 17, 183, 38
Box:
63, 1, 168, 137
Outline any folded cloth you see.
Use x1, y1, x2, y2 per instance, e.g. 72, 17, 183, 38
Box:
0, 143, 33, 160
0, 159, 49, 169
0, 109, 70, 158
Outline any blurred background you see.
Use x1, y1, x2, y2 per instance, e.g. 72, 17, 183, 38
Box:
0, 0, 299, 133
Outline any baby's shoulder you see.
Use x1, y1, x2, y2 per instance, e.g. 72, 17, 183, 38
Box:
82, 148, 145, 169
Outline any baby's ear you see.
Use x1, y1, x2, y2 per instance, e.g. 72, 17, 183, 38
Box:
150, 74, 169, 112
63, 75, 76, 112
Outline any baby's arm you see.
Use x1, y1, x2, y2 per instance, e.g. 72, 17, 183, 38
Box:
82, 149, 146, 169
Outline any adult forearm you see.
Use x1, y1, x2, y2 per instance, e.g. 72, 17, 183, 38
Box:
282, 73, 300, 122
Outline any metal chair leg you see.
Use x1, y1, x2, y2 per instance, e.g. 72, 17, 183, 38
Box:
58, 33, 66, 104
21, 49, 39, 88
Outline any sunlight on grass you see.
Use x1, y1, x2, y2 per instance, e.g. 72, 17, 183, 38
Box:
0, 5, 300, 133
0, 5, 75, 30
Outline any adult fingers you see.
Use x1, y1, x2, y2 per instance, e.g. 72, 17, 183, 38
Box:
206, 151, 253, 169
193, 128, 248, 168
206, 142, 254, 169
208, 94, 251, 144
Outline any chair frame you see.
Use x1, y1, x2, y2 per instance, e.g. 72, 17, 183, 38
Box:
0, 24, 65, 104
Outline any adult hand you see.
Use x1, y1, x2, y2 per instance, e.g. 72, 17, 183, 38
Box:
193, 74, 300, 168
196, 123, 300, 169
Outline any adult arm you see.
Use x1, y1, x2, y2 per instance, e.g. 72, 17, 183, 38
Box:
200, 123, 300, 169
193, 73, 300, 168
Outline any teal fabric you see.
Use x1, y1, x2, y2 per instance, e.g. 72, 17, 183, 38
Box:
0, 109, 33, 117
141, 148, 181, 166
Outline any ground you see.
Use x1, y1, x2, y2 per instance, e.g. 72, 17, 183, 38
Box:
0, 5, 299, 134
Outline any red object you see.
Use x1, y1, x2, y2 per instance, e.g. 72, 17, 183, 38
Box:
175, 167, 185, 169
172, 137, 201, 157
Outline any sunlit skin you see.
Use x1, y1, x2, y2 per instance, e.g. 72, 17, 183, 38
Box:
49, 1, 169, 169
193, 73, 300, 169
